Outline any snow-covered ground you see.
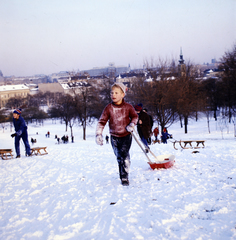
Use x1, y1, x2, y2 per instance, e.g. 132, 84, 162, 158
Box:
0, 116, 236, 240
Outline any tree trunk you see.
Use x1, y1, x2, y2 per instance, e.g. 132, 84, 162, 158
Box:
234, 122, 236, 137
83, 123, 86, 140
184, 116, 188, 134
207, 117, 210, 134
229, 109, 232, 123
214, 109, 217, 121
70, 126, 73, 138
179, 115, 183, 128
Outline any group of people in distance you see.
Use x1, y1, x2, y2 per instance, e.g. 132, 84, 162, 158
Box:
10, 82, 171, 187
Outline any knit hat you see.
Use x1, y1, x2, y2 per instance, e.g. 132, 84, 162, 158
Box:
13, 108, 22, 115
138, 103, 143, 108
134, 105, 142, 111
112, 82, 127, 95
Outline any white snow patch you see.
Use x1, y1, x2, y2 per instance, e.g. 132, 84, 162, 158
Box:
0, 117, 236, 239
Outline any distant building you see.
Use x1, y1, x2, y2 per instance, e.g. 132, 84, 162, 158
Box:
0, 84, 30, 109
115, 72, 146, 90
60, 81, 91, 95
80, 63, 129, 77
38, 81, 92, 96
3, 75, 48, 85
178, 47, 186, 77
38, 83, 64, 94
48, 71, 71, 83
202, 68, 224, 80
115, 72, 145, 83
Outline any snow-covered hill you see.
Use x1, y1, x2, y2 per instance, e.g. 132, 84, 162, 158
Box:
0, 117, 236, 239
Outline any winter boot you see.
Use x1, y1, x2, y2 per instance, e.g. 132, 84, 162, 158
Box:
121, 179, 129, 186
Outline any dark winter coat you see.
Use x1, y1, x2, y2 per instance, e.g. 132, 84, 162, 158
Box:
13, 116, 28, 136
96, 99, 138, 138
137, 110, 151, 140
161, 129, 171, 143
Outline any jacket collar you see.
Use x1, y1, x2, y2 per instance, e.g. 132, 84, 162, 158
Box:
112, 99, 125, 107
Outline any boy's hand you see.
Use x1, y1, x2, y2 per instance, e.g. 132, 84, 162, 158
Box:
11, 133, 17, 138
126, 123, 135, 132
96, 135, 103, 145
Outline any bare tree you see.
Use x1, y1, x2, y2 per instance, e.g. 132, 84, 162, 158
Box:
218, 116, 228, 139
5, 96, 27, 110
219, 44, 236, 123
0, 109, 10, 133
75, 83, 101, 140
175, 62, 201, 133
130, 59, 179, 131
51, 94, 77, 132
97, 75, 114, 107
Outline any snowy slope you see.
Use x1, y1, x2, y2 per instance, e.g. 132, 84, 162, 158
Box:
0, 117, 236, 240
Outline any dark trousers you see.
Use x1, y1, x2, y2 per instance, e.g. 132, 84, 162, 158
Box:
161, 136, 167, 144
141, 136, 149, 148
111, 134, 132, 181
137, 126, 149, 148
15, 131, 31, 156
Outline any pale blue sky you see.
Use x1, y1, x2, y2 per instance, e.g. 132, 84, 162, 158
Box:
0, 0, 235, 76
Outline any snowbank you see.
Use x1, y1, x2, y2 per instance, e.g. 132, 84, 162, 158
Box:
0, 117, 236, 239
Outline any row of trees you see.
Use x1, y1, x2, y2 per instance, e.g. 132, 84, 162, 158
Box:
0, 85, 104, 140
1, 44, 236, 138
127, 45, 236, 134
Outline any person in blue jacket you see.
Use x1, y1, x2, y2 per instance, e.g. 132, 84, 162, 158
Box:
161, 127, 171, 144
11, 109, 31, 158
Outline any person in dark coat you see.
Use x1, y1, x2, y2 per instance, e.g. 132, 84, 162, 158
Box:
134, 104, 151, 150
143, 108, 153, 144
11, 109, 31, 158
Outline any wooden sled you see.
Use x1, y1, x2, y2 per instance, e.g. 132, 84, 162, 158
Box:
0, 149, 13, 160
152, 139, 160, 144
31, 147, 48, 156
179, 140, 205, 149
172, 140, 205, 150
172, 141, 179, 150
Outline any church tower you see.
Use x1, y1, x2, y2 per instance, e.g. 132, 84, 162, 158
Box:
178, 47, 186, 77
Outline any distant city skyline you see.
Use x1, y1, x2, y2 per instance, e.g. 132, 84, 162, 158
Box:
0, 0, 235, 77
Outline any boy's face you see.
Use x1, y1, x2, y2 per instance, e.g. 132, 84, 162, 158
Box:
13, 113, 20, 119
111, 86, 125, 105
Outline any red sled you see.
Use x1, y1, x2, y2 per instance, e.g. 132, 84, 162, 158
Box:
131, 131, 175, 170
148, 154, 175, 170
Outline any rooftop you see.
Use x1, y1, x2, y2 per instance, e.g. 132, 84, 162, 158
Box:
0, 84, 29, 92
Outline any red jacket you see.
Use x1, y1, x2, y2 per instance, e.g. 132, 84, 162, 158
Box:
153, 127, 159, 136
96, 100, 138, 137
